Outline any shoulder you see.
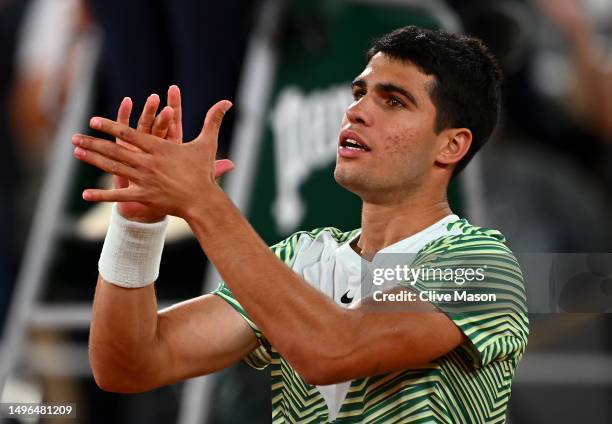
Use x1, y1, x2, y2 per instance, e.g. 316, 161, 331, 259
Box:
270, 227, 359, 264
414, 219, 522, 284
419, 218, 513, 257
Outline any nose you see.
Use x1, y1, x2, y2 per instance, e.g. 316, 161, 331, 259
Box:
345, 97, 373, 126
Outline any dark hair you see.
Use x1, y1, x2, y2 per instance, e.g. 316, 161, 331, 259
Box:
367, 26, 503, 177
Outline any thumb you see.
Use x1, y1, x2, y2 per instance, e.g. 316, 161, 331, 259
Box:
213, 159, 235, 179
196, 100, 233, 147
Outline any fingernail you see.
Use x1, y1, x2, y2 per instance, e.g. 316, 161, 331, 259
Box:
72, 135, 82, 145
74, 147, 85, 157
82, 191, 91, 200
90, 118, 101, 129
223, 101, 233, 113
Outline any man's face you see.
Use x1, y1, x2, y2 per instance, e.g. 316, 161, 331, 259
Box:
334, 52, 442, 201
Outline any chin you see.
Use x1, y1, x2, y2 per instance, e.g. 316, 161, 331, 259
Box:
333, 166, 349, 186
334, 167, 366, 195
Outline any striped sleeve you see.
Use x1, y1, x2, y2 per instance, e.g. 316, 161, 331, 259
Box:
409, 234, 529, 368
212, 232, 305, 370
213, 281, 272, 369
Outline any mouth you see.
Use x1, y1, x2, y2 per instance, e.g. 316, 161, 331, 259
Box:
338, 130, 371, 152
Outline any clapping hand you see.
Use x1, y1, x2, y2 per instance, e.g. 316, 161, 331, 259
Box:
73, 88, 234, 221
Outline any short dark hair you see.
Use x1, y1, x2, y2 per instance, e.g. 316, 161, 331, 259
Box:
367, 26, 503, 177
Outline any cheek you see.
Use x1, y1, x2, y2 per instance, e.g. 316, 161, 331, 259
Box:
383, 128, 420, 155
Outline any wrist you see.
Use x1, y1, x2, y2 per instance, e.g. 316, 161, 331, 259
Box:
184, 185, 233, 237
99, 204, 168, 288
183, 184, 227, 223
118, 211, 167, 224
116, 205, 166, 224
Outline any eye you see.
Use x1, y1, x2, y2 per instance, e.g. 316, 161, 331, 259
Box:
386, 96, 405, 108
352, 88, 366, 101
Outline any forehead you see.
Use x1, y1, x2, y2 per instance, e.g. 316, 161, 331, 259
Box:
356, 52, 435, 104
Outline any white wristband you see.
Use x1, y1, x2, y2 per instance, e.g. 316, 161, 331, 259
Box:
98, 204, 168, 288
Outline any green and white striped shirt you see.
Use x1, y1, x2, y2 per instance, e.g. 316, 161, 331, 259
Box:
215, 216, 529, 423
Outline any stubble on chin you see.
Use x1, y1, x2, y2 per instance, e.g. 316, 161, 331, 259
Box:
333, 164, 350, 188
334, 164, 370, 194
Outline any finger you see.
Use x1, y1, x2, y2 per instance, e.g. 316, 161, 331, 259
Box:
151, 106, 174, 139
196, 100, 233, 159
115, 97, 133, 189
72, 134, 143, 167
74, 146, 141, 182
213, 159, 235, 178
137, 94, 160, 134
167, 85, 183, 143
116, 97, 132, 127
116, 97, 141, 153
83, 187, 141, 203
90, 117, 160, 152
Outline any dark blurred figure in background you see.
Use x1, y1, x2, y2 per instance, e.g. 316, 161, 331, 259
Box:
11, 0, 90, 169
450, 0, 612, 252
88, 0, 252, 145
536, 0, 612, 142
0, 0, 30, 337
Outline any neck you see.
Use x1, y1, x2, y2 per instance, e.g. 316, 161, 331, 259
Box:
355, 188, 452, 256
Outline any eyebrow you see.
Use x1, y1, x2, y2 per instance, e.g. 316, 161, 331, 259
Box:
351, 78, 419, 108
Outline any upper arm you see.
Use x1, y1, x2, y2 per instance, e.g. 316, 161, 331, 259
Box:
154, 232, 304, 384
152, 294, 259, 388
146, 232, 303, 387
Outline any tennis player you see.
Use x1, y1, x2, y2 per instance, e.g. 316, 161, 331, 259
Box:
77, 26, 528, 423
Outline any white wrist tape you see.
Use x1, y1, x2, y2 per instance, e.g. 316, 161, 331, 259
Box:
98, 204, 168, 288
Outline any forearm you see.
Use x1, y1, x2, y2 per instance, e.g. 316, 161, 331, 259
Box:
89, 275, 163, 392
185, 188, 353, 370
89, 205, 168, 391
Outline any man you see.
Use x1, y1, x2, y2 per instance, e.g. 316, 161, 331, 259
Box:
76, 26, 528, 423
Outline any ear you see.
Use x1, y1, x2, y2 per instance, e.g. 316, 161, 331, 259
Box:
436, 128, 472, 166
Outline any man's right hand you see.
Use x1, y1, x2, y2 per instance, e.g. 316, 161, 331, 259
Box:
113, 85, 234, 223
